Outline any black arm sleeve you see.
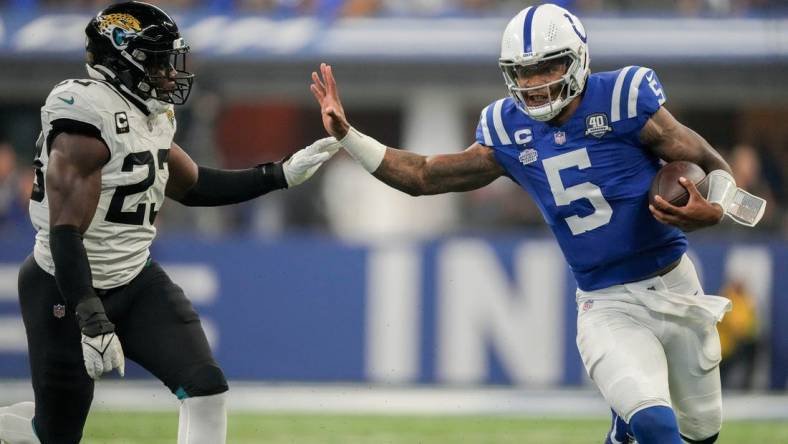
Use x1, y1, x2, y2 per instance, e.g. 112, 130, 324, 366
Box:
177, 162, 288, 207
49, 224, 97, 307
50, 225, 115, 335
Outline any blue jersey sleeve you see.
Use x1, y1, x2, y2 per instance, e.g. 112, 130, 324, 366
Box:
609, 66, 668, 145
475, 107, 491, 147
475, 98, 517, 148
475, 104, 496, 147
635, 67, 667, 120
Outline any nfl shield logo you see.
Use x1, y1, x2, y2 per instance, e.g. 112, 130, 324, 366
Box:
581, 299, 594, 313
53, 304, 66, 319
554, 131, 566, 145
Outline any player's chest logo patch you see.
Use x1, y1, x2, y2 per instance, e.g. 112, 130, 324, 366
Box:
553, 131, 567, 146
584, 112, 612, 138
581, 299, 594, 313
518, 148, 538, 165
115, 111, 129, 134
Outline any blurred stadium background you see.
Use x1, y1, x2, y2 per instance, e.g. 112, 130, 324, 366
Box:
0, 0, 787, 442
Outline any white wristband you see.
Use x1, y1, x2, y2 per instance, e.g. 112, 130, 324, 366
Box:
340, 127, 387, 173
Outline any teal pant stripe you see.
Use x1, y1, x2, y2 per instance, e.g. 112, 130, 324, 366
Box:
175, 387, 189, 400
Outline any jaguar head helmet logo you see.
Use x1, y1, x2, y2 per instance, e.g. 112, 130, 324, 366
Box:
96, 13, 142, 49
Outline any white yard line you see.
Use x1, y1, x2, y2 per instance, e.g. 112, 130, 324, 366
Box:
0, 381, 785, 420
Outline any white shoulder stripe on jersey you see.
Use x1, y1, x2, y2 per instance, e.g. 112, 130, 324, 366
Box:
492, 99, 512, 145
610, 66, 633, 123
480, 105, 493, 146
627, 67, 651, 119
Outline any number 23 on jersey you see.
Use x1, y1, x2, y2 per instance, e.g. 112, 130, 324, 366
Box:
31, 139, 169, 227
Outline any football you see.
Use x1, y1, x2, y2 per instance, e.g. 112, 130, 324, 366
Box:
648, 161, 709, 207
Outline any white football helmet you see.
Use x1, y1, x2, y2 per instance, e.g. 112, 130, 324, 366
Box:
499, 4, 590, 121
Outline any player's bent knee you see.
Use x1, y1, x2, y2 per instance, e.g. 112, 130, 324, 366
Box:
676, 399, 722, 440
174, 363, 228, 399
681, 432, 719, 444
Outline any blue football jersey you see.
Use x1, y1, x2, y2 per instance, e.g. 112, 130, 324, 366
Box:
476, 66, 686, 291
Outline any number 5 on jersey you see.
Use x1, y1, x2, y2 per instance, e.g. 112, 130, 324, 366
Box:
543, 148, 612, 235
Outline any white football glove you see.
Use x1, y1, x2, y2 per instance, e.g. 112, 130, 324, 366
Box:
75, 296, 125, 380
81, 332, 125, 380
282, 137, 341, 187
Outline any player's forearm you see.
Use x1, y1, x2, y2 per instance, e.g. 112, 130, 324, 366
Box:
680, 126, 733, 176
372, 149, 434, 196
176, 164, 287, 207
49, 225, 98, 307
337, 126, 431, 195
341, 128, 500, 196
375, 150, 494, 196
49, 225, 116, 338
343, 145, 464, 196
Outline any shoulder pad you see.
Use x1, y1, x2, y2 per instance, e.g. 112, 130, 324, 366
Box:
43, 79, 115, 130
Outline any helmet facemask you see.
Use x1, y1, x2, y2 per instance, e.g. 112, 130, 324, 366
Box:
127, 41, 194, 105
500, 50, 582, 122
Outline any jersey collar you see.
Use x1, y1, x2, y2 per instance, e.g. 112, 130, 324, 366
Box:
86, 64, 173, 117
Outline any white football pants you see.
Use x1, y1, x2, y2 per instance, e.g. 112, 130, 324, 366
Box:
576, 254, 730, 441
0, 402, 39, 444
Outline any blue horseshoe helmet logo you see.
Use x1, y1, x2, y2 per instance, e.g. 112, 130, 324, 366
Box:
564, 13, 587, 43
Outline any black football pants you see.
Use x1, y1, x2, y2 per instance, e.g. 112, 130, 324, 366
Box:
17, 255, 228, 444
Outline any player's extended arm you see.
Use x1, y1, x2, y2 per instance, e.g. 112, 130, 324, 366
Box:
310, 63, 504, 195
370, 143, 503, 196
47, 131, 124, 380
166, 138, 340, 205
640, 107, 732, 231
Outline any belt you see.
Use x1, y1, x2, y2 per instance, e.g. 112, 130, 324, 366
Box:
639, 257, 682, 281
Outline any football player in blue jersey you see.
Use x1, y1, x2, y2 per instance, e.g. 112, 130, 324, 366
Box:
311, 3, 765, 444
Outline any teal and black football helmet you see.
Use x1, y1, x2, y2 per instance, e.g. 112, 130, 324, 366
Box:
85, 1, 194, 105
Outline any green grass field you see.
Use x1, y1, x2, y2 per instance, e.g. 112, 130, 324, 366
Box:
81, 412, 788, 443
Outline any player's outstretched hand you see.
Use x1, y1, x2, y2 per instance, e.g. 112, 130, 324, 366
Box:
649, 176, 724, 232
310, 63, 350, 140
76, 297, 125, 380
282, 137, 341, 187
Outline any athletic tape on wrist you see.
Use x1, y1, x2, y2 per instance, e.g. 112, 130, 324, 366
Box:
705, 170, 736, 211
706, 169, 766, 227
340, 127, 387, 173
